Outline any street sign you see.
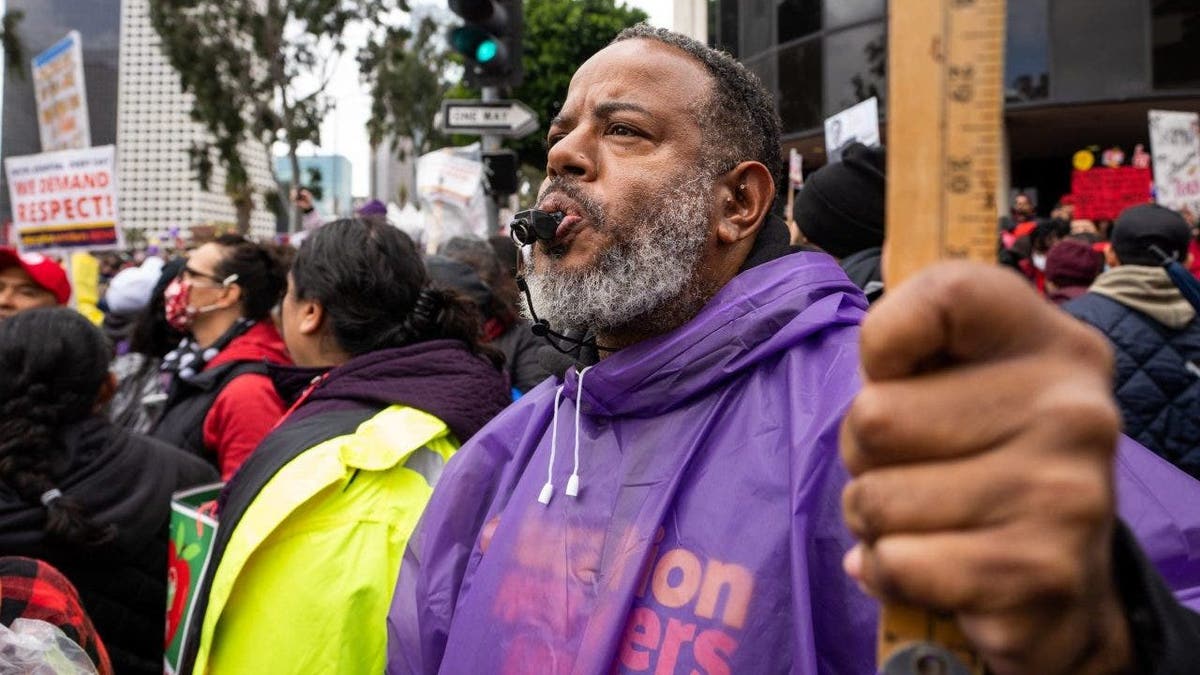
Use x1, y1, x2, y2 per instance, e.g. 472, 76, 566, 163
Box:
441, 99, 538, 138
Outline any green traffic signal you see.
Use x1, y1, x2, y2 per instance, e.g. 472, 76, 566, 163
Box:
476, 40, 498, 63
447, 0, 522, 87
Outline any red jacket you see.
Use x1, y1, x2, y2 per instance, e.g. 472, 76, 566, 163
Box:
200, 321, 291, 479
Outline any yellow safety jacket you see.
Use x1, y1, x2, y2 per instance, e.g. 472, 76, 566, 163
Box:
189, 405, 457, 674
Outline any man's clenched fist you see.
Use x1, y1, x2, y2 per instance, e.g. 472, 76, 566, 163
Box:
841, 262, 1133, 674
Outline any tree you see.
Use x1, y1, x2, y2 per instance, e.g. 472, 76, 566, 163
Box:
305, 166, 325, 201
359, 13, 452, 165
507, 0, 646, 170
149, 0, 402, 233
1, 10, 25, 78
361, 0, 645, 205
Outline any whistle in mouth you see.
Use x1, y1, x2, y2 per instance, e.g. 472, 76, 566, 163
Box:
510, 209, 564, 246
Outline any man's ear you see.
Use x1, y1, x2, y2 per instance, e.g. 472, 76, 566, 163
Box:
714, 161, 775, 246
220, 282, 244, 310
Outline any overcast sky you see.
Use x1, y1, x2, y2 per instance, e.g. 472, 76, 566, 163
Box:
302, 0, 673, 196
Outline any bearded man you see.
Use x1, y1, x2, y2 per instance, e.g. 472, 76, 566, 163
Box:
386, 26, 1200, 674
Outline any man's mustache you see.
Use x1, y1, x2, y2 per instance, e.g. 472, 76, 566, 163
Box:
537, 179, 605, 229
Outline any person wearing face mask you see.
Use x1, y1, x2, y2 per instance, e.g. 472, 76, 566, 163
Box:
1015, 218, 1070, 294
149, 235, 293, 479
177, 219, 509, 675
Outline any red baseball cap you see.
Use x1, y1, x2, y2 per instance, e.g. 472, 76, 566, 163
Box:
0, 247, 72, 305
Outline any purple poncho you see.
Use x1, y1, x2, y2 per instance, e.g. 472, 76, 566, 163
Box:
388, 252, 1200, 674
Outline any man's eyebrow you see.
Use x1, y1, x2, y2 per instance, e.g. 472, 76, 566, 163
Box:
549, 101, 654, 129
592, 101, 652, 119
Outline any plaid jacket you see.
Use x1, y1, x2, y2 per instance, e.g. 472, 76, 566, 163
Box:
0, 556, 113, 675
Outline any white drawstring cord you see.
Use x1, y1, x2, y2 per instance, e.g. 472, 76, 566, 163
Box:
538, 385, 565, 505
565, 365, 592, 498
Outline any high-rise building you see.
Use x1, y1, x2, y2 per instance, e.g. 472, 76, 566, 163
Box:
117, 0, 276, 240
276, 154, 354, 219
0, 0, 121, 226
370, 137, 417, 207
701, 0, 1200, 208
0, 0, 279, 242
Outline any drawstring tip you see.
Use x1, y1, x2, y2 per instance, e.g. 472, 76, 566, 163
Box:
565, 474, 580, 498
537, 482, 554, 505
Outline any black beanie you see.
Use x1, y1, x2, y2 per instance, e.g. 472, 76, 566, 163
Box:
1110, 204, 1191, 267
795, 142, 886, 258
425, 255, 494, 310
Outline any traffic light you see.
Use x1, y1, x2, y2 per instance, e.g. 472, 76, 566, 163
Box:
448, 0, 523, 89
482, 150, 519, 195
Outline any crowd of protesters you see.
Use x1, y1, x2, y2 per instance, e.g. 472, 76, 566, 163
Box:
1, 23, 1199, 675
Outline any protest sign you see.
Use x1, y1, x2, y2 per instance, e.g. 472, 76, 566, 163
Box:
415, 145, 488, 251
4, 145, 122, 253
164, 483, 223, 675
824, 97, 880, 163
1071, 167, 1152, 221
32, 31, 91, 152
788, 148, 804, 189
1148, 110, 1200, 218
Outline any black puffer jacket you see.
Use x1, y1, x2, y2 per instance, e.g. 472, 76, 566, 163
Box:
0, 417, 217, 675
1064, 266, 1200, 479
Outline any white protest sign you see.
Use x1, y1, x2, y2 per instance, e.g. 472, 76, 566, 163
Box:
417, 149, 485, 208
32, 31, 91, 152
789, 148, 804, 189
824, 97, 880, 163
5, 145, 122, 253
415, 145, 488, 250
1148, 110, 1200, 218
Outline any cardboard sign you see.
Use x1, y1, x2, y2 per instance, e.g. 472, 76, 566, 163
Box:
824, 97, 880, 163
164, 483, 223, 675
4, 145, 121, 253
32, 31, 91, 152
1071, 167, 1152, 221
1148, 110, 1200, 218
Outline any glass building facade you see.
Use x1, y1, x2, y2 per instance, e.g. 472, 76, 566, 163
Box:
708, 0, 1200, 208
709, 0, 1200, 136
0, 0, 122, 221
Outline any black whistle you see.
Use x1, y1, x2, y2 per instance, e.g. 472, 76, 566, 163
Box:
510, 209, 564, 246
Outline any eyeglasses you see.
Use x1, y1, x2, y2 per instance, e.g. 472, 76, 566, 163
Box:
180, 265, 239, 288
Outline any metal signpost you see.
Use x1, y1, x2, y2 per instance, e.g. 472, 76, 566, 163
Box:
441, 95, 537, 231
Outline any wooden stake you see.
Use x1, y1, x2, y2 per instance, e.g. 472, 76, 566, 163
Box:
878, 0, 1006, 672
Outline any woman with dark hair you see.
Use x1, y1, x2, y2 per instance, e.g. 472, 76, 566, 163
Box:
108, 257, 185, 433
181, 219, 510, 675
150, 235, 293, 479
0, 308, 217, 675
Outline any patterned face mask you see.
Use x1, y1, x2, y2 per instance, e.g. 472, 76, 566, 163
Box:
163, 277, 197, 332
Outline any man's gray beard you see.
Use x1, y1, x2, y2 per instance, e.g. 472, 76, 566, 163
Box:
524, 176, 713, 335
